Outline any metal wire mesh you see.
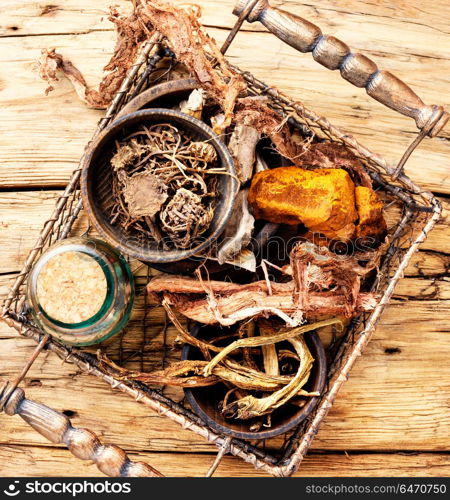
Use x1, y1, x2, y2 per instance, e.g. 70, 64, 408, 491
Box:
0, 34, 441, 477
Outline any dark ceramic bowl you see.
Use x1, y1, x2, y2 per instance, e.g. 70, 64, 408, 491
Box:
81, 109, 239, 263
181, 324, 327, 440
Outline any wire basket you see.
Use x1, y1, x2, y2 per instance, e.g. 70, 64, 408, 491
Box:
0, 2, 446, 477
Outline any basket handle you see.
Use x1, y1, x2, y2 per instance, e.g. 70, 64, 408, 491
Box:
1, 384, 164, 477
233, 0, 448, 137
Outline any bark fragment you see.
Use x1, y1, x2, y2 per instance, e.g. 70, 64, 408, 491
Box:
217, 189, 255, 264
228, 124, 261, 183
37, 7, 148, 108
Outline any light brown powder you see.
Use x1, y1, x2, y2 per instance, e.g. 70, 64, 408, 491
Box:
37, 251, 107, 324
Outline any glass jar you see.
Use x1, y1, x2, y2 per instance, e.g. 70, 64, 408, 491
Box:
27, 237, 134, 346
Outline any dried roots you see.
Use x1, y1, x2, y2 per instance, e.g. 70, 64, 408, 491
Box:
109, 122, 220, 249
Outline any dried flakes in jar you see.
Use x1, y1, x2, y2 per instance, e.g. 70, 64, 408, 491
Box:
36, 251, 107, 324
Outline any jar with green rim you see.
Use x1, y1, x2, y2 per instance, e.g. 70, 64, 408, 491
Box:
27, 237, 134, 346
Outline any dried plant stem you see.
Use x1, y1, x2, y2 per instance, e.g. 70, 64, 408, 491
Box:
144, 216, 166, 247
149, 275, 377, 327
239, 322, 259, 372
203, 318, 341, 377
261, 343, 280, 377
98, 352, 297, 392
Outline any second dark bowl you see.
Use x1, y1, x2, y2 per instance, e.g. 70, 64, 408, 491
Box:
182, 324, 327, 441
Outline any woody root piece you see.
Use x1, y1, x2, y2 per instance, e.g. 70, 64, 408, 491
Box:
147, 242, 379, 327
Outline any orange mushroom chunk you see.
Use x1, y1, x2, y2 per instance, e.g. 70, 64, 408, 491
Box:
354, 186, 387, 243
248, 166, 387, 244
248, 166, 358, 240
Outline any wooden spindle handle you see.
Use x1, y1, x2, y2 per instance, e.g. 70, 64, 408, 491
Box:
1, 385, 164, 477
233, 0, 448, 137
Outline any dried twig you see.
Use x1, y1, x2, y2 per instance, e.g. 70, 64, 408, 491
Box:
148, 274, 378, 327
97, 350, 299, 392
37, 7, 150, 108
162, 299, 219, 359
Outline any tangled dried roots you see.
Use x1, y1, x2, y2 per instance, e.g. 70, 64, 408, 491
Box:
109, 122, 219, 248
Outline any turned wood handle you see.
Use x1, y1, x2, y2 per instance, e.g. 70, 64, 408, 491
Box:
1, 385, 164, 477
233, 0, 448, 137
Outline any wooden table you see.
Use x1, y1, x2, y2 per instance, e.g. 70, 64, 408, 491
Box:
0, 0, 449, 477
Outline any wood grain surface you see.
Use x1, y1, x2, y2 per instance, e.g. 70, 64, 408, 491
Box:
0, 0, 449, 477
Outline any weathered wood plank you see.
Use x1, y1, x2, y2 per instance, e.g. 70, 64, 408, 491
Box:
394, 277, 450, 300
0, 191, 70, 274
2, 1, 449, 38
0, 1, 448, 191
406, 252, 449, 278
1, 445, 449, 477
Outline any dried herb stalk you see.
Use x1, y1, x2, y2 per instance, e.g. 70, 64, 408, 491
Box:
222, 336, 316, 419
203, 318, 340, 376
148, 240, 381, 327
148, 275, 377, 327
98, 352, 298, 391
162, 299, 219, 359
260, 325, 280, 378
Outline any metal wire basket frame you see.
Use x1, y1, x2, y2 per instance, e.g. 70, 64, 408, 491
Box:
0, 17, 444, 477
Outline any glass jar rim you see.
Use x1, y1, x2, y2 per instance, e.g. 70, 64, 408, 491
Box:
29, 242, 116, 329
